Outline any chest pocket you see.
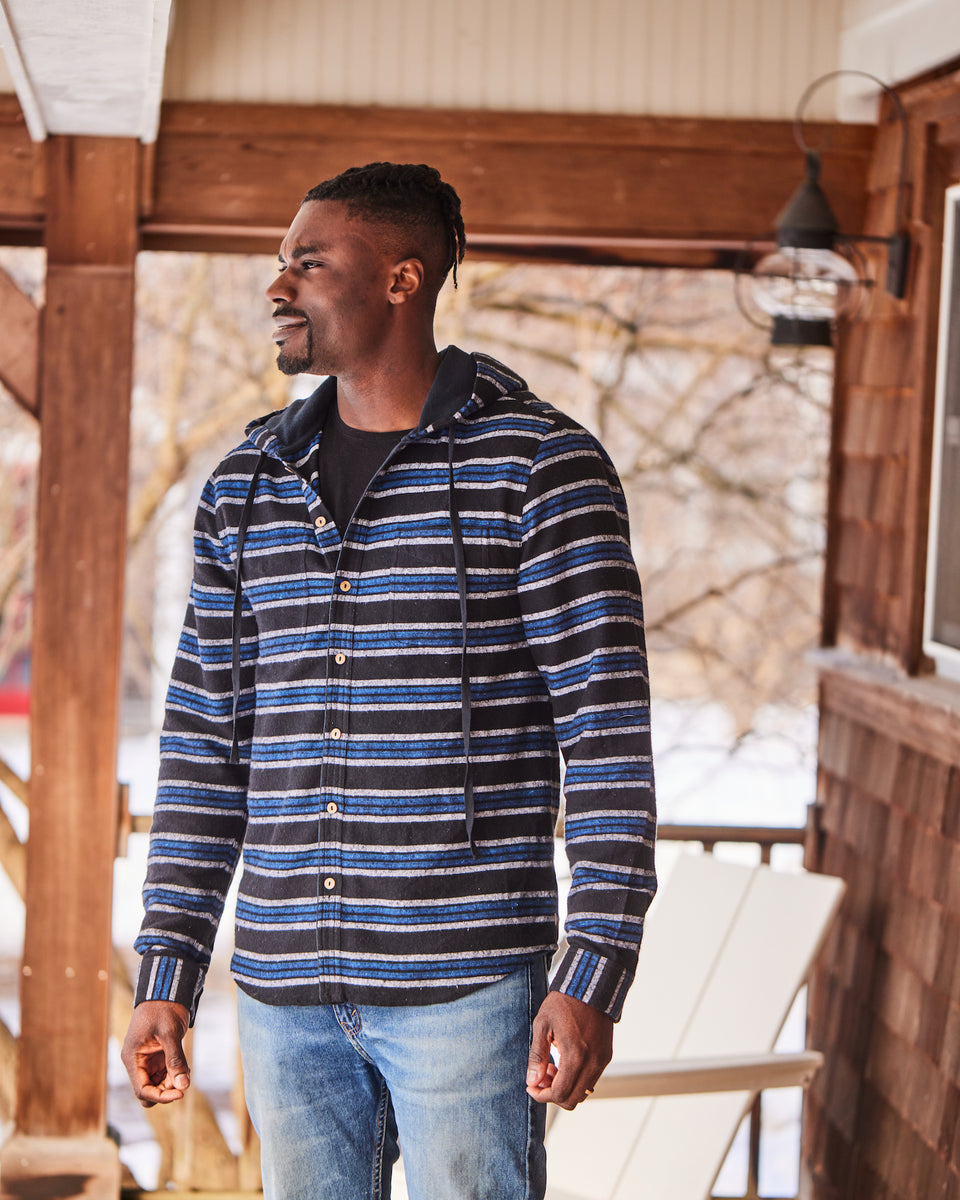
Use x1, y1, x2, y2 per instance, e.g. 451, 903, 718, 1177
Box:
239, 525, 318, 637
380, 523, 458, 634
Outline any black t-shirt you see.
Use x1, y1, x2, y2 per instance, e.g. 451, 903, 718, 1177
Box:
318, 402, 412, 534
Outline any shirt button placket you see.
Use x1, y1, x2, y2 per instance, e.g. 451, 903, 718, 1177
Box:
324, 569, 353, 965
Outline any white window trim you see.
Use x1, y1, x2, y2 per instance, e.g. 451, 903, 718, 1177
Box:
924, 183, 960, 682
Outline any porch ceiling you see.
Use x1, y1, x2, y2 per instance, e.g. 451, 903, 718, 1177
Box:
0, 0, 958, 148
0, 0, 848, 141
0, 0, 172, 141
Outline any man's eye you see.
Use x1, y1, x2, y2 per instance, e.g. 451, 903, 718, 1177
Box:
302, 260, 323, 270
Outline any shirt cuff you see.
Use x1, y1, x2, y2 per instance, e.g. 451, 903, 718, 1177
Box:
135, 953, 206, 1025
549, 944, 633, 1022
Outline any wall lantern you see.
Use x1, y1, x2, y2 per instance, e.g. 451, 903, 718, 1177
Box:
739, 70, 911, 348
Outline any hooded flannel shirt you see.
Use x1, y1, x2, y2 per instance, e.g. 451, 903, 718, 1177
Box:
134, 347, 657, 1022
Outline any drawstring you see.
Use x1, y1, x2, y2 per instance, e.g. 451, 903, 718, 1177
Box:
448, 425, 476, 856
229, 440, 475, 850
230, 451, 265, 764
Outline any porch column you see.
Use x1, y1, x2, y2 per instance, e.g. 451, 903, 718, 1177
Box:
1, 135, 138, 1199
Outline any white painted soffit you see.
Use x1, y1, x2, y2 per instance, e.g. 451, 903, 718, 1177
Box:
0, 0, 173, 142
839, 0, 960, 120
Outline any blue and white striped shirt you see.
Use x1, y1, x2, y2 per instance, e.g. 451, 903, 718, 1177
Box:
135, 347, 656, 1021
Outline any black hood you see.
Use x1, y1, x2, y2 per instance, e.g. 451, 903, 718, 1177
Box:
246, 345, 504, 460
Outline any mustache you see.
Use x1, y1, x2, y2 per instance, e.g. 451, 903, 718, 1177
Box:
272, 306, 308, 320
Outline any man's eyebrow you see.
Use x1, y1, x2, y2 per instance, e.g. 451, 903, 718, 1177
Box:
278, 242, 329, 265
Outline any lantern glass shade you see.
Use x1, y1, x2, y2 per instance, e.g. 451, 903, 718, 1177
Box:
750, 246, 862, 323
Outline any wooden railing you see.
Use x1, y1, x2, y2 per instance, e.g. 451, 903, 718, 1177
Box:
658, 821, 807, 860
0, 760, 812, 1199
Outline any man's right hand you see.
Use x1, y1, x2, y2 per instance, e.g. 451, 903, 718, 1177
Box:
121, 1000, 192, 1107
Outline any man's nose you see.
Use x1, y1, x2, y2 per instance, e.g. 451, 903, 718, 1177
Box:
266, 271, 294, 304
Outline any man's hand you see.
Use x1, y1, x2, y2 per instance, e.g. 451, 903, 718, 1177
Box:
526, 990, 613, 1110
121, 1000, 192, 1108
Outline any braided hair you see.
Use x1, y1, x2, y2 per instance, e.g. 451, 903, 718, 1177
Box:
304, 162, 466, 289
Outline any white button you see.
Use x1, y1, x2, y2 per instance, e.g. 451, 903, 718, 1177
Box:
334, 652, 346, 665
330, 728, 342, 740
339, 580, 351, 592
326, 802, 338, 814
315, 515, 327, 528
324, 876, 336, 890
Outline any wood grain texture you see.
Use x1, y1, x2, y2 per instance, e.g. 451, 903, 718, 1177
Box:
822, 65, 960, 665
818, 655, 960, 767
0, 1134, 119, 1200
806, 68, 960, 1200
141, 102, 874, 257
0, 95, 873, 265
17, 135, 138, 1138
899, 132, 952, 673
805, 649, 960, 1198
0, 265, 39, 415
0, 95, 41, 234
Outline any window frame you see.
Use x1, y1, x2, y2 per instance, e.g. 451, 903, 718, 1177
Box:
924, 182, 960, 681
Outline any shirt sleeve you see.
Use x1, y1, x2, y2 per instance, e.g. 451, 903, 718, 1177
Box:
517, 421, 657, 1021
133, 474, 256, 1022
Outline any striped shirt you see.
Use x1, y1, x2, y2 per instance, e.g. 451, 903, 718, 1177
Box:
135, 346, 656, 1021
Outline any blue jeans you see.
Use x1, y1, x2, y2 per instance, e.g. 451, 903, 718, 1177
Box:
237, 958, 549, 1200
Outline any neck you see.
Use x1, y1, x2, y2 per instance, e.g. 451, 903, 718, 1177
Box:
335, 341, 441, 432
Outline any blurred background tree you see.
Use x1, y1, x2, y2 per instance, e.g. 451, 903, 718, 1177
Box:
437, 262, 830, 759
0, 249, 829, 782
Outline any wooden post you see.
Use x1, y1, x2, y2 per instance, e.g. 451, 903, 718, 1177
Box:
0, 135, 138, 1199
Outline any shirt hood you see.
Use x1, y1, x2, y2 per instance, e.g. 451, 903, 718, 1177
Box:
245, 345, 528, 460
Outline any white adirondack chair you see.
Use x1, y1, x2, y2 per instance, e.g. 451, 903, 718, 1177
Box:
544, 852, 845, 1200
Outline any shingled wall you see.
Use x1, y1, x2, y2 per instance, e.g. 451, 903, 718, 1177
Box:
803, 63, 960, 1200
805, 663, 960, 1198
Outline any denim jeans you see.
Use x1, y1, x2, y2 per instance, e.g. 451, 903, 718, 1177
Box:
236, 957, 549, 1200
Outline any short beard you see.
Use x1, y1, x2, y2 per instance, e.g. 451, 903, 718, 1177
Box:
276, 340, 312, 376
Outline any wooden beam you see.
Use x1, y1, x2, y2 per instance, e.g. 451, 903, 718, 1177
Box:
816, 652, 960, 766
7, 137, 137, 1168
0, 1136, 121, 1200
898, 123, 955, 672
141, 102, 874, 260
820, 314, 852, 650
0, 264, 39, 415
0, 94, 42, 241
0, 97, 874, 265
139, 228, 769, 271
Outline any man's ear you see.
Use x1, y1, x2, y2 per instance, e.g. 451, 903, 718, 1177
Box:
388, 258, 425, 304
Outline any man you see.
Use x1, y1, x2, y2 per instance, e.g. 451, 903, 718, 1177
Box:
122, 162, 656, 1200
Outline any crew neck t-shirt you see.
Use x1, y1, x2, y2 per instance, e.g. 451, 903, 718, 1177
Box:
318, 402, 413, 534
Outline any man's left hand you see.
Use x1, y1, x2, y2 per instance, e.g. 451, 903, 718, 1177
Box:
526, 990, 613, 1109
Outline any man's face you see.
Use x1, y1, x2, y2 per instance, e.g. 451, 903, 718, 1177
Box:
267, 200, 396, 377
